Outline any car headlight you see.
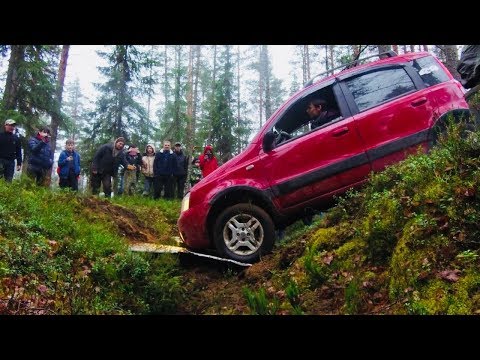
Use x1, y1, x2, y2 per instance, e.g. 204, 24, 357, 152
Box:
180, 192, 190, 213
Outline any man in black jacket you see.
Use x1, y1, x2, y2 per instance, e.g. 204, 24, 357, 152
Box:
307, 99, 340, 130
91, 137, 129, 198
0, 119, 22, 182
172, 142, 189, 199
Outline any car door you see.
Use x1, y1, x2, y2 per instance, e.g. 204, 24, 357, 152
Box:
260, 84, 371, 210
340, 65, 435, 172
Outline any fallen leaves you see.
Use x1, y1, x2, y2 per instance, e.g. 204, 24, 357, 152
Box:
437, 269, 461, 283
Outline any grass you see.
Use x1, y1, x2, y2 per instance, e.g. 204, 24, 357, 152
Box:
0, 178, 184, 314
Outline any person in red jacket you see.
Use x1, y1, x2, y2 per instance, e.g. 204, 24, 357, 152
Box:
198, 144, 218, 178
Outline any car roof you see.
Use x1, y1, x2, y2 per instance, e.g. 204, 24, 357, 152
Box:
303, 51, 432, 90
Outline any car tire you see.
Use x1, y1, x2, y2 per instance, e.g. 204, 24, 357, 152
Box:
430, 112, 477, 147
213, 203, 275, 263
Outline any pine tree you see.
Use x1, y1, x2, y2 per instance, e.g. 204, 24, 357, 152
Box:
206, 45, 236, 164
1, 45, 60, 132
87, 45, 149, 151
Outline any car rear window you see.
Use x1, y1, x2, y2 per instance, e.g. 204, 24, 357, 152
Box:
410, 56, 450, 87
345, 67, 416, 112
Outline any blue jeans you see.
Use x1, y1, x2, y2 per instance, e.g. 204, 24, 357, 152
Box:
143, 176, 154, 195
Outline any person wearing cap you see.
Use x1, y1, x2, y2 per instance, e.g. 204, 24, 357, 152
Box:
172, 141, 189, 199
91, 137, 129, 198
27, 127, 53, 186
0, 119, 22, 182
122, 145, 142, 196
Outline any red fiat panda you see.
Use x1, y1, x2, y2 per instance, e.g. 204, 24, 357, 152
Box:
178, 51, 470, 263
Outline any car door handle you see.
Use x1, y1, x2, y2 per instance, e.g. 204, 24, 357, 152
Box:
332, 127, 349, 137
411, 97, 427, 107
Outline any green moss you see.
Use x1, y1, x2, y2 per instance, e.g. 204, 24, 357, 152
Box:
389, 233, 429, 300
361, 191, 402, 262
344, 278, 361, 314
331, 238, 366, 272
302, 247, 330, 287
309, 227, 343, 251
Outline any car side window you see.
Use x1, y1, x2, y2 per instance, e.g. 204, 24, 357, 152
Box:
410, 56, 450, 87
271, 84, 341, 147
345, 67, 416, 112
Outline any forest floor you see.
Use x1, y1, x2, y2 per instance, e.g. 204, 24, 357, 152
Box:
85, 197, 345, 315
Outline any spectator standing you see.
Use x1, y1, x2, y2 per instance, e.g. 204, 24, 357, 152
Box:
0, 119, 22, 182
141, 144, 155, 197
57, 139, 81, 191
153, 140, 175, 200
189, 157, 202, 189
172, 142, 189, 199
91, 137, 129, 198
198, 144, 218, 178
27, 127, 53, 186
123, 145, 142, 195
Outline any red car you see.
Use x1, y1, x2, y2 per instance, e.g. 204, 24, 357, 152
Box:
178, 51, 470, 263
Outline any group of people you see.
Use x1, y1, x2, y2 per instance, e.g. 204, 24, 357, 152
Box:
0, 119, 80, 190
1, 117, 222, 199
2, 96, 334, 193
1, 99, 335, 191
90, 138, 218, 200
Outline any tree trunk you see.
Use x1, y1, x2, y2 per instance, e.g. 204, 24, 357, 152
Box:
2, 45, 26, 110
423, 45, 429, 52
441, 45, 460, 80
208, 45, 218, 142
164, 45, 168, 107
329, 45, 335, 75
173, 45, 182, 141
46, 45, 70, 187
262, 46, 272, 120
377, 45, 392, 58
146, 45, 155, 142
258, 46, 264, 128
212, 45, 217, 90
192, 45, 201, 139
325, 45, 329, 75
302, 45, 310, 85
115, 46, 128, 139
237, 45, 241, 154
353, 45, 361, 58
186, 45, 194, 155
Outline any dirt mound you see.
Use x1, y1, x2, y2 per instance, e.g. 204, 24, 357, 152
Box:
80, 197, 158, 243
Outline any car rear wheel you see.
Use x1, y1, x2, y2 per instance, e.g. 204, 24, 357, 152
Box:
213, 203, 275, 263
430, 111, 477, 147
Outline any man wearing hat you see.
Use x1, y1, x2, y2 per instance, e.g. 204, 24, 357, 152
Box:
0, 119, 22, 182
172, 141, 189, 199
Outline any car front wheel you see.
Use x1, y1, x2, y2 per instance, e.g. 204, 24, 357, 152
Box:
213, 203, 275, 263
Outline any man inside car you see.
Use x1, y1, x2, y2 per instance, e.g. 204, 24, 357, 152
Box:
307, 98, 340, 130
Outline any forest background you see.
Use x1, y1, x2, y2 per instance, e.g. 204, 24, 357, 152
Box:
0, 45, 462, 188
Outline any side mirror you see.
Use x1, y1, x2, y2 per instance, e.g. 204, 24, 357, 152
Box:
262, 131, 276, 152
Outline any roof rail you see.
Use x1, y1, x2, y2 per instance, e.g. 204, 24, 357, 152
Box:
303, 50, 398, 88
